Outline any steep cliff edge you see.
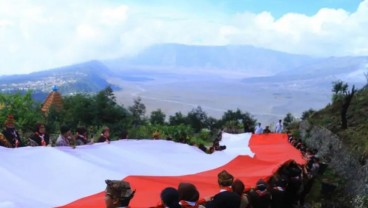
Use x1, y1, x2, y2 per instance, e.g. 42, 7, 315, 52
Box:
300, 121, 368, 196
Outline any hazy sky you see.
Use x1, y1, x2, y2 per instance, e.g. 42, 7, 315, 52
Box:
0, 0, 367, 75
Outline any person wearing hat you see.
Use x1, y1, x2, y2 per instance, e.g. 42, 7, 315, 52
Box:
248, 179, 272, 208
55, 125, 72, 146
105, 179, 135, 208
29, 123, 50, 146
178, 182, 205, 208
205, 170, 240, 208
98, 127, 110, 143
160, 187, 181, 208
2, 114, 23, 148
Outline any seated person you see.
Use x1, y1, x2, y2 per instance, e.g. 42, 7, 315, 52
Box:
105, 179, 135, 208
98, 127, 110, 143
29, 123, 50, 146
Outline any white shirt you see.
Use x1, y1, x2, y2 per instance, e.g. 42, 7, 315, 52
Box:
275, 122, 283, 133
255, 126, 263, 134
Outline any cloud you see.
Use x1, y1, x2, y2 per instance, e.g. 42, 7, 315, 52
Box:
0, 0, 368, 75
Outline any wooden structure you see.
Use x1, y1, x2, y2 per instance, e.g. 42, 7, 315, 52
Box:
41, 85, 63, 113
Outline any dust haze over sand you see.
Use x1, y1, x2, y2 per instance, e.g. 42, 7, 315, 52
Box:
109, 70, 331, 126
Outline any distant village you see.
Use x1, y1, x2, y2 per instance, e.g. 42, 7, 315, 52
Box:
0, 73, 83, 93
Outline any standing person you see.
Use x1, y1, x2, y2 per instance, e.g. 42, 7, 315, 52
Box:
248, 179, 272, 208
205, 170, 240, 208
254, 123, 263, 134
275, 120, 283, 133
29, 123, 50, 146
2, 114, 23, 148
178, 182, 205, 208
55, 126, 72, 147
270, 176, 288, 208
232, 179, 250, 208
98, 127, 110, 143
160, 187, 181, 208
105, 179, 135, 208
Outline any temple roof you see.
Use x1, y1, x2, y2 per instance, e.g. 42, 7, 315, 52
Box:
41, 88, 63, 113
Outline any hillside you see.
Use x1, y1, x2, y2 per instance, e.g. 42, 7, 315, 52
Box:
105, 43, 317, 75
0, 60, 119, 101
309, 86, 368, 155
299, 86, 368, 207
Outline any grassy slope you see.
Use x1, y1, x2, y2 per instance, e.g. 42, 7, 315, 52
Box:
304, 87, 368, 207
309, 87, 368, 155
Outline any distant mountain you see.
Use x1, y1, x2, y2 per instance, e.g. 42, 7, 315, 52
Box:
242, 56, 368, 84
0, 60, 119, 101
105, 44, 317, 75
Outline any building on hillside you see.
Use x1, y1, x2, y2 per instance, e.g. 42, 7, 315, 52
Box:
41, 85, 63, 114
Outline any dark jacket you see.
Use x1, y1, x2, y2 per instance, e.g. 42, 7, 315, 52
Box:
97, 135, 109, 143
270, 187, 286, 208
2, 128, 23, 147
76, 135, 88, 145
248, 189, 272, 208
29, 133, 50, 146
205, 191, 241, 208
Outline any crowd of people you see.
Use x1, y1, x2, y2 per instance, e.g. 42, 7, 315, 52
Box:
0, 114, 323, 207
104, 133, 322, 208
254, 120, 284, 134
0, 114, 131, 148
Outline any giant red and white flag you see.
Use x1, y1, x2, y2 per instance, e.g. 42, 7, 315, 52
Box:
0, 133, 304, 208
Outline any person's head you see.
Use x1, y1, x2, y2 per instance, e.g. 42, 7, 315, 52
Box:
217, 170, 234, 187
231, 179, 245, 196
105, 180, 134, 208
256, 179, 268, 191
60, 126, 71, 138
258, 123, 261, 126
102, 127, 110, 138
178, 182, 199, 202
265, 126, 270, 130
279, 119, 282, 123
4, 114, 15, 129
76, 127, 87, 137
160, 187, 181, 208
35, 123, 46, 134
